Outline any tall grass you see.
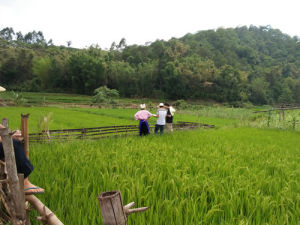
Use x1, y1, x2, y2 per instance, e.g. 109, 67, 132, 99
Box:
29, 127, 300, 225
255, 110, 300, 131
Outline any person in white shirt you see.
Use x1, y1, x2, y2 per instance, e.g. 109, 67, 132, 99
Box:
154, 103, 167, 135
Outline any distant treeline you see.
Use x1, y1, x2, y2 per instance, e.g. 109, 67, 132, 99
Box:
0, 25, 299, 105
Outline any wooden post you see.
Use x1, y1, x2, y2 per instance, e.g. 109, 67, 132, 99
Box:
0, 126, 26, 224
0, 160, 6, 180
2, 118, 8, 128
98, 190, 149, 225
81, 128, 87, 139
21, 114, 30, 158
278, 110, 281, 122
267, 111, 271, 127
98, 191, 127, 225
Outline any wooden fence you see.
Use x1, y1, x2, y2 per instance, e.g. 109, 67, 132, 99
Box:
253, 107, 300, 128
29, 122, 214, 143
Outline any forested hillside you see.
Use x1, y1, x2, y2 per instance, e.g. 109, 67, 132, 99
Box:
0, 25, 299, 105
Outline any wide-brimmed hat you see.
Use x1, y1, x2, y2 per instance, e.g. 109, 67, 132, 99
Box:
140, 104, 146, 109
158, 103, 164, 107
0, 86, 6, 92
170, 106, 176, 116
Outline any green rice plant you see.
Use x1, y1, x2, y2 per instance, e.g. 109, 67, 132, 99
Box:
37, 112, 53, 133
0, 107, 138, 132
27, 127, 300, 225
11, 91, 26, 106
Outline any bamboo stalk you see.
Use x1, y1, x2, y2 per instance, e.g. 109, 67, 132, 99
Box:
25, 195, 64, 225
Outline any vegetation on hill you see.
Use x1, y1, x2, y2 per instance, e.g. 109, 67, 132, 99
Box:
0, 25, 299, 105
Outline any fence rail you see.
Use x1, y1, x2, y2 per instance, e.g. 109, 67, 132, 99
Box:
253, 107, 300, 113
29, 122, 214, 143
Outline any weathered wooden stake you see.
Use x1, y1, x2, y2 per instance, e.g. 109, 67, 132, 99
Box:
21, 114, 30, 158
2, 118, 8, 128
98, 190, 148, 225
98, 191, 127, 225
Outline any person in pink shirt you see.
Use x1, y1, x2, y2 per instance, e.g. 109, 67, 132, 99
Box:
134, 104, 154, 136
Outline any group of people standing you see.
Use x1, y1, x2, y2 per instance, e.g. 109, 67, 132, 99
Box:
134, 103, 176, 136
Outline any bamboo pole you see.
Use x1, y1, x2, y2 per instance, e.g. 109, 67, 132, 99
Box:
25, 195, 64, 225
18, 174, 29, 225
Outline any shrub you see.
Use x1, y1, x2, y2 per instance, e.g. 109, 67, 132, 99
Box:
92, 86, 119, 104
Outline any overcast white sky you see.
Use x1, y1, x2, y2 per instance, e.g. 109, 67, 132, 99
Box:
0, 0, 299, 49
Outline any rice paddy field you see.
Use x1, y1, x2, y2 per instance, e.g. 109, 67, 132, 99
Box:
1, 96, 300, 224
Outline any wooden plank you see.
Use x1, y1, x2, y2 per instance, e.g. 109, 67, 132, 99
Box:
253, 107, 300, 113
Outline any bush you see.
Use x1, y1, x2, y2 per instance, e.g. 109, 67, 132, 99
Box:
92, 86, 119, 104
11, 91, 26, 106
174, 99, 188, 109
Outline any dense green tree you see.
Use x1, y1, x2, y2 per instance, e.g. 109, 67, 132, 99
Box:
215, 65, 244, 102
136, 61, 157, 97
32, 56, 52, 90
249, 77, 269, 105
0, 27, 15, 41
67, 52, 105, 94
0, 57, 18, 85
1, 25, 300, 105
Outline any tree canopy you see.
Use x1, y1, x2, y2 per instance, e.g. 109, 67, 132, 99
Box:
0, 25, 299, 105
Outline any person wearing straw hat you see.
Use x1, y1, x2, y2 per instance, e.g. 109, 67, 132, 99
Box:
0, 86, 6, 106
0, 124, 45, 195
154, 103, 167, 135
134, 104, 154, 136
0, 86, 6, 92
